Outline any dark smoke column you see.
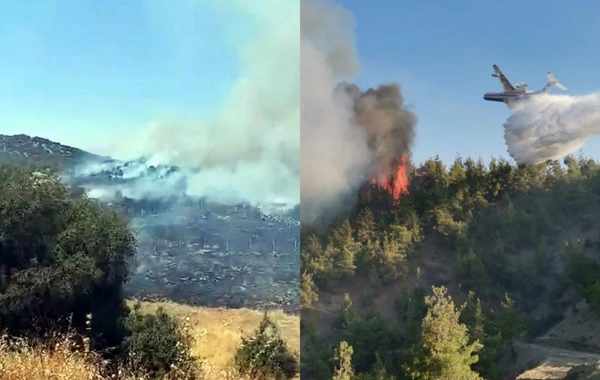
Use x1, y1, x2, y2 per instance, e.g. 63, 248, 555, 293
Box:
336, 82, 416, 181
300, 0, 417, 225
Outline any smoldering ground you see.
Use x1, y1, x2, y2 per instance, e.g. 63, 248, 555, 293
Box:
503, 93, 600, 166
300, 0, 417, 225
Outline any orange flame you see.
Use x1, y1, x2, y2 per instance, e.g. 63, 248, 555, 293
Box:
370, 156, 409, 200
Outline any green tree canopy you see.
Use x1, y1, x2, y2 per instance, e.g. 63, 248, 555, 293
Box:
0, 165, 136, 353
409, 286, 483, 380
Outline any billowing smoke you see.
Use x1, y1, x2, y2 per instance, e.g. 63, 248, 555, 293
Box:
503, 93, 600, 165
338, 83, 416, 180
82, 0, 300, 209
300, 0, 416, 224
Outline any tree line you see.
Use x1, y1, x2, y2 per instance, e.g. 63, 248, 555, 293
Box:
301, 154, 600, 379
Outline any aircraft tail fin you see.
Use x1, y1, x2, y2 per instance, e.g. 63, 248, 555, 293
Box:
543, 72, 568, 92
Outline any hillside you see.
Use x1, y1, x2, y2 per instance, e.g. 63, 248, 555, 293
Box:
0, 138, 300, 379
0, 133, 104, 170
0, 134, 301, 312
300, 155, 600, 380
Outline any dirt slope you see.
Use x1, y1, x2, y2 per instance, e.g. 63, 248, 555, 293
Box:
504, 342, 600, 380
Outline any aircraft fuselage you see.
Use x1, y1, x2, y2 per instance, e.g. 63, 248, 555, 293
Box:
483, 91, 530, 109
483, 92, 522, 102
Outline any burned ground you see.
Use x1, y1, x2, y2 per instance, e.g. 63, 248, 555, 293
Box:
118, 200, 301, 313
80, 177, 302, 313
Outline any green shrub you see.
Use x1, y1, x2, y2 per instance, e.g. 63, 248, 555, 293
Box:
234, 312, 299, 379
124, 304, 200, 380
0, 165, 136, 355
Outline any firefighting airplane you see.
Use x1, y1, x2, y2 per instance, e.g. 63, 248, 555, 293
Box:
483, 64, 568, 109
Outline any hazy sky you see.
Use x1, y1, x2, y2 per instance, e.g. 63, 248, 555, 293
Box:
0, 0, 250, 156
337, 0, 600, 165
5, 0, 600, 167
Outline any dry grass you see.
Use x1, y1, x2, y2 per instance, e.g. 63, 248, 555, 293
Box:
0, 335, 114, 380
128, 300, 300, 378
0, 300, 300, 380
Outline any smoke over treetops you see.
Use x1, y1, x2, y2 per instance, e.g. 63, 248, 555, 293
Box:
301, 0, 417, 224
85, 0, 299, 209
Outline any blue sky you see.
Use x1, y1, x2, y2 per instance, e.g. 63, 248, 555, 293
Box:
0, 0, 250, 155
338, 0, 600, 165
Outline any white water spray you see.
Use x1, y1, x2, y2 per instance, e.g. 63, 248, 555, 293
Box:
503, 93, 600, 165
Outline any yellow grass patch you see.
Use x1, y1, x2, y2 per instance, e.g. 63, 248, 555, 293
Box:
128, 300, 300, 373
0, 300, 300, 380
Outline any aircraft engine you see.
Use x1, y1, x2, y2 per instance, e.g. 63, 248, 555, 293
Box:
514, 82, 527, 90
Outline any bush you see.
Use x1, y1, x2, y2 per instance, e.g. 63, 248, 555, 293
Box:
124, 303, 200, 380
0, 165, 136, 354
234, 312, 299, 380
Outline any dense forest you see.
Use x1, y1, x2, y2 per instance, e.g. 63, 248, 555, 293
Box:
300, 154, 600, 380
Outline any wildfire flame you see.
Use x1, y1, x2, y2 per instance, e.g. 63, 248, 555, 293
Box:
370, 156, 409, 200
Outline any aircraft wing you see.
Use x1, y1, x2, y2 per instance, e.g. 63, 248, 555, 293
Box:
492, 64, 516, 91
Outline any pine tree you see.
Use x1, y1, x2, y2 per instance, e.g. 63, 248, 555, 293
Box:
301, 234, 324, 274
409, 286, 483, 380
355, 209, 378, 273
357, 353, 396, 380
449, 156, 466, 187
499, 293, 525, 357
461, 291, 485, 340
356, 208, 376, 244
300, 272, 318, 308
330, 219, 358, 278
339, 293, 356, 331
376, 230, 409, 282
332, 341, 355, 380
461, 292, 504, 380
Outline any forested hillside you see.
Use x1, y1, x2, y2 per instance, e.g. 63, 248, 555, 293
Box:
300, 154, 600, 380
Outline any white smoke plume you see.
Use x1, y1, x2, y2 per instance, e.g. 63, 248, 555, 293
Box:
301, 0, 370, 224
503, 93, 600, 165
300, 0, 416, 224
94, 0, 300, 208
